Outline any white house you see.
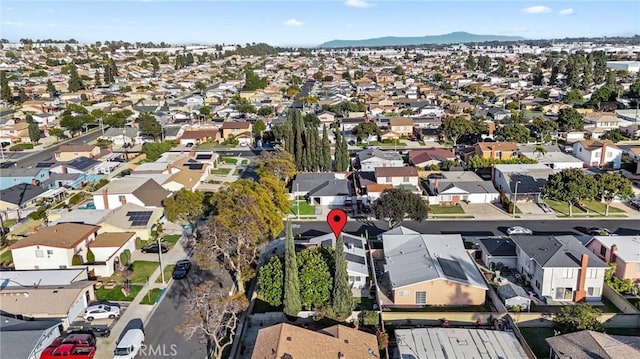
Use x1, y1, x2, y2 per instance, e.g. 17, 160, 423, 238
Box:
374, 167, 420, 190
92, 177, 171, 210
510, 235, 608, 303
87, 232, 136, 277
427, 171, 500, 204
291, 173, 351, 207
572, 139, 623, 169
518, 145, 584, 170
356, 148, 404, 171
10, 223, 99, 270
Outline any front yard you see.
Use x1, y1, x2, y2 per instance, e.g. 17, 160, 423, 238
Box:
290, 200, 315, 216
95, 285, 143, 302
100, 260, 159, 284
210, 168, 231, 175
161, 234, 181, 249
544, 199, 625, 217
428, 205, 465, 214
157, 264, 175, 283
0, 250, 13, 265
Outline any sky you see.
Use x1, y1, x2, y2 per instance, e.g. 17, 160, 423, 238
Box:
1, 1, 639, 47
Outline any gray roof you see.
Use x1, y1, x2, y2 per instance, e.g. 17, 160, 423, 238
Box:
396, 328, 528, 359
292, 173, 350, 197
0, 167, 45, 178
510, 235, 609, 268
497, 283, 530, 301
381, 227, 487, 290
0, 184, 46, 206
58, 156, 99, 171
51, 209, 110, 226
546, 330, 640, 359
357, 148, 402, 162
475, 237, 517, 257
437, 180, 499, 195
0, 315, 61, 359
494, 163, 555, 194
102, 127, 138, 138
519, 144, 583, 164
0, 268, 87, 288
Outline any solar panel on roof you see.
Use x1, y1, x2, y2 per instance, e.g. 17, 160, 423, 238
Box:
437, 257, 468, 280
188, 163, 204, 170
125, 211, 153, 226
195, 154, 212, 160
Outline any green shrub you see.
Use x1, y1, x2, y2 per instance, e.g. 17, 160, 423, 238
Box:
120, 249, 131, 266
68, 193, 85, 205
72, 254, 83, 265
86, 248, 95, 263
134, 237, 144, 249
362, 310, 380, 327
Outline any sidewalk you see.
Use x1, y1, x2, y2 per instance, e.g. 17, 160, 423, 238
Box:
93, 236, 190, 359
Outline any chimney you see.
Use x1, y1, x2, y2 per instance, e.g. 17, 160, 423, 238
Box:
61, 165, 67, 174
490, 144, 496, 159
189, 150, 196, 158
599, 142, 607, 167
609, 244, 618, 263
102, 189, 109, 210
574, 254, 589, 302
167, 164, 172, 174
109, 145, 113, 153
120, 196, 127, 206
31, 178, 38, 186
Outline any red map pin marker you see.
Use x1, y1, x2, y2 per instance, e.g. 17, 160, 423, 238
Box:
327, 209, 347, 239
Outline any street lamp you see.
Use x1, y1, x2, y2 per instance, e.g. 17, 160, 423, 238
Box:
513, 180, 521, 219
295, 183, 300, 219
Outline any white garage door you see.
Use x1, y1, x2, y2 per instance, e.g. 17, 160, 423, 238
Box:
66, 292, 88, 323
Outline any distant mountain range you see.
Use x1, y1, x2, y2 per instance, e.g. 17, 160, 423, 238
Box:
317, 31, 525, 48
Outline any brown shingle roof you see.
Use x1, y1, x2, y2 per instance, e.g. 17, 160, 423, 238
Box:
222, 121, 251, 129
56, 144, 96, 153
409, 148, 455, 164
131, 179, 171, 207
546, 330, 640, 359
579, 139, 619, 151
251, 323, 379, 359
180, 129, 219, 140
374, 166, 418, 178
366, 183, 393, 193
11, 223, 99, 249
89, 232, 135, 248
477, 142, 519, 152
389, 117, 414, 126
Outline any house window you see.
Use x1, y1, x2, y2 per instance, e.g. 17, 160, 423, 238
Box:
587, 287, 600, 297
59, 265, 67, 269
600, 245, 607, 257
402, 176, 409, 183
35, 249, 44, 258
587, 268, 598, 279
415, 291, 427, 305
385, 177, 392, 183
47, 250, 54, 257
555, 287, 573, 300
398, 290, 410, 297
118, 195, 126, 202
562, 268, 574, 279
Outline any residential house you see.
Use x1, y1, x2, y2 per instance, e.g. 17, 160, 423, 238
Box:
291, 173, 350, 207
92, 177, 171, 210
518, 144, 584, 170
586, 236, 640, 283
427, 171, 499, 204
298, 232, 369, 289
251, 323, 379, 359
365, 183, 393, 203
340, 117, 365, 132
49, 157, 102, 175
98, 203, 163, 242
0, 122, 30, 144
221, 121, 252, 142
87, 232, 136, 277
388, 117, 414, 137
355, 148, 403, 171
584, 112, 621, 130
374, 167, 420, 192
409, 148, 456, 169
0, 167, 50, 190
395, 328, 528, 359
53, 145, 101, 162
317, 111, 336, 126
475, 142, 520, 160
497, 283, 532, 312
414, 127, 440, 142
179, 128, 221, 145
98, 127, 138, 146
380, 227, 488, 306
31, 112, 56, 126
472, 237, 518, 270
492, 163, 555, 202
573, 139, 623, 169
0, 315, 61, 359
510, 235, 608, 302
0, 183, 47, 211
546, 330, 640, 359
10, 223, 99, 270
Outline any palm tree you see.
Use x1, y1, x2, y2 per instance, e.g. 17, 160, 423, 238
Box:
533, 145, 547, 160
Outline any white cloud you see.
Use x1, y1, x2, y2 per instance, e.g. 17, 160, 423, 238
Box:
1, 21, 22, 26
127, 20, 137, 25
345, 0, 373, 9
283, 18, 303, 27
522, 6, 552, 14
559, 8, 575, 15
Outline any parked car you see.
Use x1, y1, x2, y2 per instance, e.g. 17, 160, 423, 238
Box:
83, 304, 120, 321
589, 227, 613, 236
113, 329, 145, 359
88, 300, 121, 309
141, 243, 168, 253
507, 226, 533, 235
172, 259, 192, 279
629, 199, 640, 210
40, 344, 96, 359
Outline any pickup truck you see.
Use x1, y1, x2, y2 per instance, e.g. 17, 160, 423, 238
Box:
40, 344, 96, 359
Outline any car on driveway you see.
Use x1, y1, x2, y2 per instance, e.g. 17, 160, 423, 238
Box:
172, 259, 192, 279
83, 304, 120, 321
507, 226, 533, 235
630, 199, 640, 210
141, 243, 168, 253
589, 227, 613, 236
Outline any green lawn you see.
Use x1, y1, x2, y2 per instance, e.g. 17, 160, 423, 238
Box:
233, 169, 242, 176
95, 285, 143, 302
428, 205, 465, 214
2, 219, 17, 228
290, 200, 315, 216
544, 199, 625, 216
140, 288, 164, 305
520, 327, 553, 359
161, 234, 181, 249
157, 265, 175, 283
210, 168, 231, 175
240, 159, 248, 165
128, 261, 160, 283
221, 157, 238, 164
0, 250, 13, 264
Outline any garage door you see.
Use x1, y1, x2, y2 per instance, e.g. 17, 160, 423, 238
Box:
67, 291, 88, 324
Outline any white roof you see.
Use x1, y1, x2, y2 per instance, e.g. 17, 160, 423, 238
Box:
36, 187, 67, 199
0, 269, 87, 288
592, 236, 640, 263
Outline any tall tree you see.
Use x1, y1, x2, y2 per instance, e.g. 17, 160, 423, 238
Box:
542, 169, 598, 217
596, 172, 634, 216
163, 189, 205, 229
555, 304, 604, 334
557, 108, 584, 131
257, 256, 284, 306
438, 116, 475, 146
0, 71, 11, 102
593, 52, 607, 84
532, 64, 544, 86
494, 124, 530, 143
48, 127, 65, 141
477, 55, 491, 72
495, 58, 507, 77
67, 64, 84, 92
373, 188, 428, 227
464, 52, 476, 71
283, 220, 302, 316
605, 70, 616, 89
28, 122, 40, 144
255, 150, 297, 182
293, 111, 304, 169
581, 56, 593, 90
46, 79, 57, 95
549, 65, 559, 85
298, 247, 333, 310
150, 57, 160, 74
332, 234, 354, 320
138, 113, 162, 140
321, 125, 331, 172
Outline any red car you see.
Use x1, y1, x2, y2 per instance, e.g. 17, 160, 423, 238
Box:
40, 344, 96, 359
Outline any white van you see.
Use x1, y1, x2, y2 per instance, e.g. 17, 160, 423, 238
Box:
113, 329, 145, 359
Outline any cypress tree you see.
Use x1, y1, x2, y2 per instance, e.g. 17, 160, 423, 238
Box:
334, 130, 343, 171
342, 136, 350, 171
322, 125, 331, 172
332, 234, 354, 320
313, 128, 322, 172
294, 116, 304, 170
283, 219, 302, 317
301, 130, 310, 172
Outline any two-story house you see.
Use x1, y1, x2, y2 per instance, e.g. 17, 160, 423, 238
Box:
10, 223, 100, 270
572, 139, 623, 169
53, 145, 101, 162
388, 117, 414, 137
475, 142, 520, 160
510, 235, 609, 303
356, 148, 403, 171
221, 121, 252, 142
408, 148, 456, 168
0, 122, 30, 144
374, 166, 420, 191
586, 236, 640, 283
92, 177, 171, 210
0, 167, 50, 190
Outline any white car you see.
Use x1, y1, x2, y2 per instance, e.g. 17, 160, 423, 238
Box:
507, 226, 533, 235
83, 304, 120, 321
